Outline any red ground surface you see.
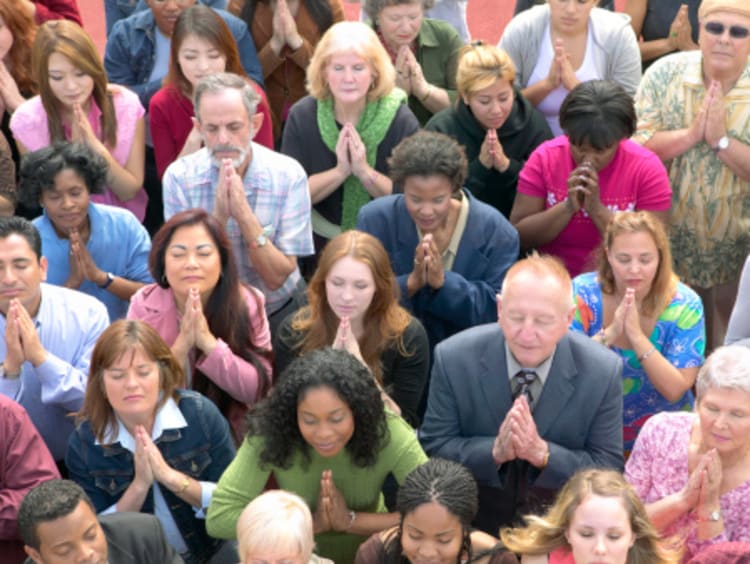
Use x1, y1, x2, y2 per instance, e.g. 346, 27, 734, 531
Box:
81, 0, 627, 66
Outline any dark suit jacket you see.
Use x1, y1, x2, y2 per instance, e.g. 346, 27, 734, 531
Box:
25, 513, 183, 564
419, 324, 624, 527
356, 191, 519, 350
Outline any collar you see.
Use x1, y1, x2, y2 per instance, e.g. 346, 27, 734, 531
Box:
133, 9, 157, 32
505, 341, 555, 387
98, 397, 187, 450
417, 18, 440, 47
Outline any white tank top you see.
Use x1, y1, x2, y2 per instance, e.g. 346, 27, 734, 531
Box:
528, 19, 601, 136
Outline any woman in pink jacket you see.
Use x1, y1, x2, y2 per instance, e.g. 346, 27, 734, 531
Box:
127, 208, 273, 444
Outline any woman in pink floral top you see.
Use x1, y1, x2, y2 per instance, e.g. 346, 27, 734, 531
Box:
626, 345, 750, 559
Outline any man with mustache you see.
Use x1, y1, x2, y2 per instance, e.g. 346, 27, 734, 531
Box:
162, 72, 313, 336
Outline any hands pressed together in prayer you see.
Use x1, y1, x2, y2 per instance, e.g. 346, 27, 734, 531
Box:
479, 128, 510, 172
408, 234, 444, 297
667, 4, 698, 53
545, 38, 580, 93
313, 469, 355, 534
3, 299, 47, 376
332, 316, 401, 416
172, 287, 218, 365
394, 45, 430, 101
565, 160, 605, 218
66, 228, 109, 290
269, 0, 303, 54
492, 395, 549, 469
690, 81, 728, 150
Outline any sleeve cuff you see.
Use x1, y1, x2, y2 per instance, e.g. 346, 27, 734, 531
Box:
194, 481, 216, 518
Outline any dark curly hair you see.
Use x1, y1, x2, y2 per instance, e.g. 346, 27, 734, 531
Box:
380, 458, 478, 563
18, 142, 106, 209
388, 131, 468, 194
248, 347, 388, 469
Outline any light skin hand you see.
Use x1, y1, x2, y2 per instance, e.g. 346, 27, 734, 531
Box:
703, 81, 727, 148
697, 449, 722, 513
0, 62, 24, 112
395, 46, 413, 94
509, 397, 547, 467
335, 126, 352, 177
605, 288, 634, 343
213, 160, 232, 225
559, 52, 579, 91
332, 317, 364, 365
478, 129, 496, 169
347, 125, 369, 178
279, 0, 302, 50
545, 39, 563, 90
181, 120, 204, 156
492, 412, 517, 465
225, 159, 255, 223
404, 50, 429, 100
3, 301, 25, 373
137, 426, 180, 486
187, 287, 217, 354
270, 0, 287, 52
133, 425, 156, 490
687, 91, 710, 146
15, 301, 46, 366
622, 288, 646, 346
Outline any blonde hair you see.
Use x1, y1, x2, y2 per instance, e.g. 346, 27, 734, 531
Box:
237, 490, 314, 562
597, 211, 677, 317
501, 469, 681, 564
307, 21, 395, 102
456, 42, 515, 98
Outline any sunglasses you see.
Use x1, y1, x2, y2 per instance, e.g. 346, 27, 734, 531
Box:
704, 21, 750, 39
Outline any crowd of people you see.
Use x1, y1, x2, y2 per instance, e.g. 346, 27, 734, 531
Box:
1, 0, 750, 563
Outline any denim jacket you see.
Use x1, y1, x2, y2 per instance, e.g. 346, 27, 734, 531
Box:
104, 0, 227, 35
104, 8, 263, 108
66, 390, 236, 563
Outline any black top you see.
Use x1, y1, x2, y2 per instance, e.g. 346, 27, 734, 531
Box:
274, 312, 430, 427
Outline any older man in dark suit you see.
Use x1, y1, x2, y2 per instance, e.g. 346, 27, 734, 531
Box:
19, 480, 183, 564
420, 253, 624, 533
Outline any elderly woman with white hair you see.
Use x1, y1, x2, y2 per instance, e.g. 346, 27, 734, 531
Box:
237, 490, 332, 564
280, 20, 419, 272
625, 345, 750, 559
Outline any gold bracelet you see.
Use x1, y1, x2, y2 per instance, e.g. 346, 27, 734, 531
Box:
598, 328, 609, 348
419, 84, 433, 103
176, 476, 190, 494
541, 448, 550, 468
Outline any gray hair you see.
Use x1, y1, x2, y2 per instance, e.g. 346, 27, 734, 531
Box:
193, 72, 260, 123
696, 345, 750, 400
363, 0, 435, 21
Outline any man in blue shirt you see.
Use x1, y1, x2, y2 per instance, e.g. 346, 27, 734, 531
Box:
0, 217, 109, 464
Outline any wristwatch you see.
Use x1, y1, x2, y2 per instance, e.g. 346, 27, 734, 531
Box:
697, 509, 722, 523
713, 136, 730, 153
250, 232, 268, 249
98, 272, 115, 290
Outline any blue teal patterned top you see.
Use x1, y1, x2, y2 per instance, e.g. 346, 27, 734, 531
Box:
571, 272, 705, 456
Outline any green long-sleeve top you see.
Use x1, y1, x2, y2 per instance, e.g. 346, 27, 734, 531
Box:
207, 413, 428, 564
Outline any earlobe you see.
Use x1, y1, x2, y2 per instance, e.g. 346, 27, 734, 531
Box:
24, 546, 42, 564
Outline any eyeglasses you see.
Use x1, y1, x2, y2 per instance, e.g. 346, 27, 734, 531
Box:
704, 21, 750, 39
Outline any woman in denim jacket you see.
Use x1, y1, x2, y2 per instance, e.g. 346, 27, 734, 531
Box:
66, 319, 237, 564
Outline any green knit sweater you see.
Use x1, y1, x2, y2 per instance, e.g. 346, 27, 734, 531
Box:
207, 413, 427, 563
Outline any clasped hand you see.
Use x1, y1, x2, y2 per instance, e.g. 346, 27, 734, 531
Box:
174, 287, 217, 359
4, 298, 46, 372
214, 159, 254, 225
313, 470, 352, 533
479, 129, 509, 172
565, 161, 602, 216
492, 395, 547, 467
682, 448, 722, 519
690, 81, 727, 149
133, 425, 181, 490
409, 234, 444, 293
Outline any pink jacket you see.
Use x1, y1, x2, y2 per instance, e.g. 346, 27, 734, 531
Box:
127, 283, 273, 405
